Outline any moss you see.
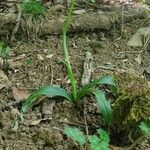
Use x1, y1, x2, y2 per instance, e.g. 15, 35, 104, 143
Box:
111, 73, 150, 144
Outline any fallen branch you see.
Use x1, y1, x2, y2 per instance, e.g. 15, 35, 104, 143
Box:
0, 7, 148, 36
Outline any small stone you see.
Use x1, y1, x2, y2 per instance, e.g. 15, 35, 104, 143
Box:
42, 100, 56, 116
44, 49, 48, 54
37, 54, 44, 61
46, 54, 53, 59
119, 53, 127, 59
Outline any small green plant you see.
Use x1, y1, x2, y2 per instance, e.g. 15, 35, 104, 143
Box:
21, 0, 117, 123
0, 42, 9, 59
0, 41, 10, 69
22, 0, 45, 17
64, 127, 110, 150
139, 121, 150, 134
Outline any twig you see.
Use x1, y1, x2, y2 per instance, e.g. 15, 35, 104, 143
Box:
81, 52, 93, 142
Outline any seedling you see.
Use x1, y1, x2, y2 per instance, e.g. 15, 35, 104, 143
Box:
64, 127, 110, 150
0, 41, 10, 70
21, 0, 117, 123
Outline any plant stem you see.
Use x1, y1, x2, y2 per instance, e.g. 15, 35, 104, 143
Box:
63, 0, 77, 101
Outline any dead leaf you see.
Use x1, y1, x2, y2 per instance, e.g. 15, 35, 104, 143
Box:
12, 86, 30, 102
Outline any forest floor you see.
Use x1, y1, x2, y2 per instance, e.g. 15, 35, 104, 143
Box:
0, 0, 150, 150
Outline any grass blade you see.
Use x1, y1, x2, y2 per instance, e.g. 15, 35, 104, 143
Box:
77, 76, 117, 99
93, 89, 112, 123
21, 86, 72, 113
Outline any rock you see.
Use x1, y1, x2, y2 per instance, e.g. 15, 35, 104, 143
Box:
42, 100, 56, 117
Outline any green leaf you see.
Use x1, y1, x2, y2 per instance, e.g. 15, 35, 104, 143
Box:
64, 127, 86, 145
93, 89, 112, 123
89, 135, 102, 150
88, 129, 109, 150
77, 76, 117, 99
21, 86, 72, 113
139, 121, 150, 134
97, 129, 109, 143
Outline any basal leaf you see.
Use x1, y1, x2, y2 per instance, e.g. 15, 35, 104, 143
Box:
77, 76, 117, 99
21, 86, 72, 113
64, 127, 86, 145
93, 89, 112, 123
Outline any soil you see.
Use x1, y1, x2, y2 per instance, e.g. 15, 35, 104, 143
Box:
0, 1, 150, 150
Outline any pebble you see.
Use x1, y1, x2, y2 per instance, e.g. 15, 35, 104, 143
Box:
46, 54, 53, 59
37, 54, 44, 61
